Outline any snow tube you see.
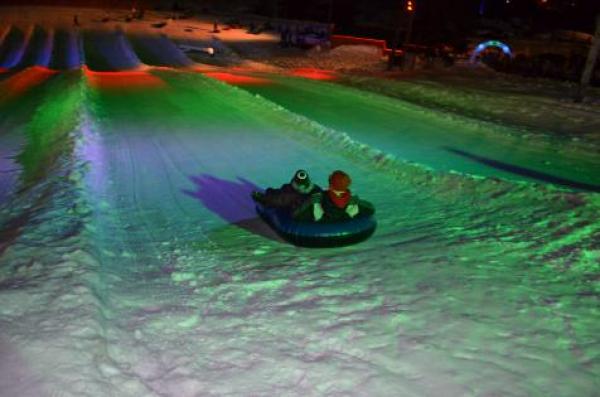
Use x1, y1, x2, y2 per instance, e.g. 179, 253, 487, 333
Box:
256, 203, 376, 248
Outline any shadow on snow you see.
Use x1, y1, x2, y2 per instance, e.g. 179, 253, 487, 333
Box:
183, 174, 283, 243
445, 147, 600, 192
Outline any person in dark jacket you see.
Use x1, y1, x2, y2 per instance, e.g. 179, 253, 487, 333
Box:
252, 170, 322, 220
314, 170, 374, 222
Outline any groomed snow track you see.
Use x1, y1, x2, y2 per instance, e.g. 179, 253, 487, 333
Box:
0, 26, 194, 72
0, 22, 598, 397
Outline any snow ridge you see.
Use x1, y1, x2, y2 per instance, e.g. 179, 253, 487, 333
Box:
194, 71, 600, 273
0, 74, 138, 396
82, 29, 142, 71
0, 25, 34, 69
18, 25, 54, 68
206, 72, 551, 197
127, 33, 194, 68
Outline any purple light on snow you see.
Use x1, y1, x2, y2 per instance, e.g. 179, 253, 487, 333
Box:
183, 174, 281, 242
184, 174, 261, 224
0, 33, 27, 69
78, 119, 108, 194
66, 30, 83, 69
0, 147, 19, 203
35, 30, 54, 67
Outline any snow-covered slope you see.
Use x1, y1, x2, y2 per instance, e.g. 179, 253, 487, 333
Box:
0, 25, 195, 73
0, 67, 598, 396
242, 73, 600, 190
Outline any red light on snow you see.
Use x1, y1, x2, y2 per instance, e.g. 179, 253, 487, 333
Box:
203, 72, 271, 85
0, 66, 57, 102
0, 67, 8, 74
289, 68, 337, 81
83, 66, 165, 90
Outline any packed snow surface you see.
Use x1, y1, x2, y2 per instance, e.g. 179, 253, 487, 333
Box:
0, 15, 599, 397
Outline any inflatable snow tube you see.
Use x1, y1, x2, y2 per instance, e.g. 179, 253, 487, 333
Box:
256, 204, 376, 248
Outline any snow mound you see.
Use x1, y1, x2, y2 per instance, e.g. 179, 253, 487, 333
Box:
127, 33, 193, 68
328, 44, 381, 56
82, 29, 141, 71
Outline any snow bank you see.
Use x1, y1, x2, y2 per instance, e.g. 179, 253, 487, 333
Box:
50, 29, 83, 70
0, 67, 598, 397
0, 74, 115, 396
127, 33, 193, 68
82, 29, 141, 71
0, 10, 598, 395
339, 73, 600, 151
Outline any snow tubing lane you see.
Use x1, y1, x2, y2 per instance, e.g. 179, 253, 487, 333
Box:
127, 34, 193, 67
256, 204, 376, 248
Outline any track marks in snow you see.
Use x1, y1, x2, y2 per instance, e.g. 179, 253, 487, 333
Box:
0, 79, 135, 396
0, 25, 32, 69
0, 62, 598, 396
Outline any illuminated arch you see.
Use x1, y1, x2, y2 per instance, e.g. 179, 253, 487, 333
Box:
470, 40, 513, 62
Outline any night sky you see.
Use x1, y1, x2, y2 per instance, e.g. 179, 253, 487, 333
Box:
0, 0, 598, 37
282, 0, 600, 35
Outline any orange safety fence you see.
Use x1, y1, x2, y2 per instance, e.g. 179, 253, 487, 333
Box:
330, 34, 398, 56
330, 34, 433, 57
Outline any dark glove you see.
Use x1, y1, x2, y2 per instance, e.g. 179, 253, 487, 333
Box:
251, 191, 265, 203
